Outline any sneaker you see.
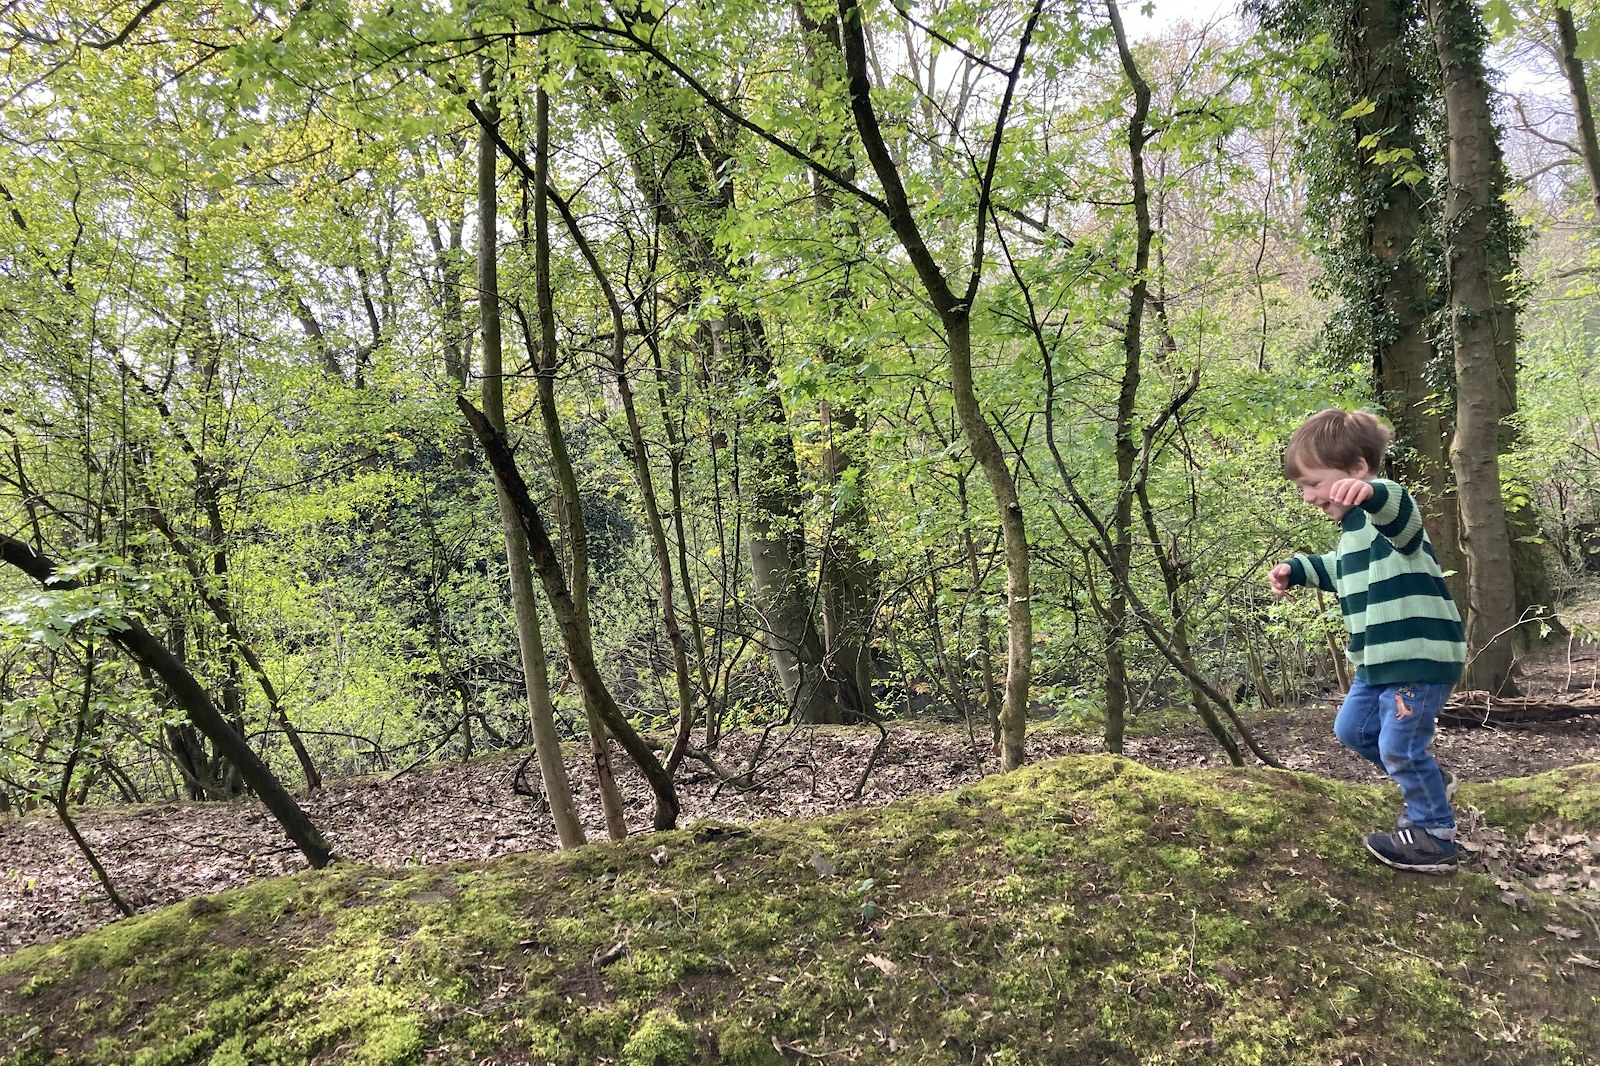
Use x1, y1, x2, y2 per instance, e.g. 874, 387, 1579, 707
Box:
1363, 828, 1460, 874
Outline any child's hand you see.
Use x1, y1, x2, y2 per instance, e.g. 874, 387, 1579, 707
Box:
1327, 478, 1373, 509
1269, 562, 1292, 597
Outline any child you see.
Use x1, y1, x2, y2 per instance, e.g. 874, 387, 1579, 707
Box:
1268, 408, 1467, 874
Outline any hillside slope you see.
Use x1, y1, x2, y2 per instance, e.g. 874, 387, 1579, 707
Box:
4, 755, 1600, 1065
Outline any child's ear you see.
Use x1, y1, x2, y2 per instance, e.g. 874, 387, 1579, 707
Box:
1352, 458, 1371, 479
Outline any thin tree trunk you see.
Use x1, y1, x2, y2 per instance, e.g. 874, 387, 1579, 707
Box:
522, 84, 629, 839
1100, 0, 1154, 756
135, 480, 320, 791
957, 476, 1001, 750
458, 399, 681, 830
538, 167, 698, 776
837, 0, 1041, 769
57, 650, 134, 916
0, 534, 336, 867
1555, 4, 1600, 216
475, 61, 587, 848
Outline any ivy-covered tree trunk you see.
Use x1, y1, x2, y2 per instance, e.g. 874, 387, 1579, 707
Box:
1349, 0, 1466, 593
1423, 0, 1518, 693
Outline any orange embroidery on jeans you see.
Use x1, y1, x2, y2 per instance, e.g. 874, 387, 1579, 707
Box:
1395, 688, 1416, 721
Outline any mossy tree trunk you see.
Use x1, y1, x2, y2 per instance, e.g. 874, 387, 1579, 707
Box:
1349, 0, 1466, 597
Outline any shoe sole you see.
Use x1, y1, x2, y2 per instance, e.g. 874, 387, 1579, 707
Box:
1364, 839, 1458, 875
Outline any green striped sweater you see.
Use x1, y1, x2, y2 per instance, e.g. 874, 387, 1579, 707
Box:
1285, 478, 1466, 685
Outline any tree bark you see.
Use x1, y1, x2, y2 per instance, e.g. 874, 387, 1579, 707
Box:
836, 0, 1040, 769
1100, 0, 1154, 755
800, 4, 877, 722
1554, 3, 1600, 217
1349, 0, 1466, 594
1424, 0, 1519, 693
570, 45, 859, 725
522, 84, 629, 840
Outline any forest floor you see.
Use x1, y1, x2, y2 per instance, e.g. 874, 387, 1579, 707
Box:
4, 624, 1600, 957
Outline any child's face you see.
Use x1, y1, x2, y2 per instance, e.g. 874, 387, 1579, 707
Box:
1293, 458, 1370, 521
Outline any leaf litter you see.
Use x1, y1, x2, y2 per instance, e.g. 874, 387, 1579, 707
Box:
4, 662, 1600, 955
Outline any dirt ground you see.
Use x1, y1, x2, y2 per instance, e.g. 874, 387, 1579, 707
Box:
3, 631, 1599, 956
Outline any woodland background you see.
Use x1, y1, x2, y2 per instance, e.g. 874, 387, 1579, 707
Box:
3, 0, 1600, 878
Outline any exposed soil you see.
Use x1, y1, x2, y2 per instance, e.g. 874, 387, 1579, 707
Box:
3, 632, 1599, 956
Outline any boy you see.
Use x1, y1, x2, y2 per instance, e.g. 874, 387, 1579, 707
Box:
1269, 408, 1467, 874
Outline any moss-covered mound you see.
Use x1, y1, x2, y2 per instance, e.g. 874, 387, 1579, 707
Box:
3, 755, 1599, 1065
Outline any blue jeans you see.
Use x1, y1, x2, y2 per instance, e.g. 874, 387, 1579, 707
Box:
1333, 678, 1456, 835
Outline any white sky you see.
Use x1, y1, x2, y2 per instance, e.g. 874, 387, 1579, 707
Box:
1125, 0, 1241, 40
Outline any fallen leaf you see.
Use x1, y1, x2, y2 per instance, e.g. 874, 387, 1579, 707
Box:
1500, 889, 1532, 912
862, 953, 898, 975
1545, 924, 1582, 940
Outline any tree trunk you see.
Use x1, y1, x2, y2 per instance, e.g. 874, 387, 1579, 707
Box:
1100, 0, 1154, 756
541, 172, 700, 774
1350, 0, 1466, 595
458, 399, 681, 831
0, 534, 336, 868
1555, 4, 1600, 217
475, 61, 587, 848
800, 4, 877, 722
522, 84, 630, 839
1424, 0, 1519, 694
837, 0, 1040, 769
578, 59, 857, 726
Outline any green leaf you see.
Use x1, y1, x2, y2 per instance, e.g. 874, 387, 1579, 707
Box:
1482, 0, 1515, 38
1339, 98, 1377, 120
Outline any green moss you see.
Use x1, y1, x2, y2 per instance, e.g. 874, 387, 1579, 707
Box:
17, 974, 52, 998
5, 754, 1600, 1065
1467, 765, 1600, 833
621, 1009, 692, 1066
715, 1019, 782, 1066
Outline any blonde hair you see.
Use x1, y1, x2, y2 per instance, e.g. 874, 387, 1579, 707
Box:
1283, 408, 1391, 478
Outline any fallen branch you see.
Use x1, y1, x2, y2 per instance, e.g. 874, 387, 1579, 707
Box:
1442, 691, 1600, 727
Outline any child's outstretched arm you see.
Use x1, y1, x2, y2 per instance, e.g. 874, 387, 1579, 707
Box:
1273, 551, 1337, 596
